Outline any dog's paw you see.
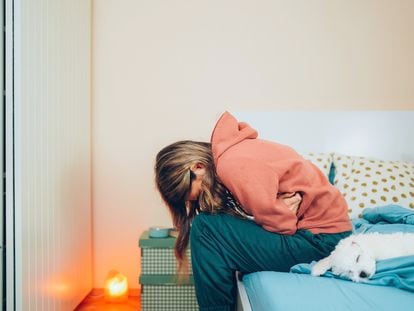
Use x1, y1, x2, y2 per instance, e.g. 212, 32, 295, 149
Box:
311, 256, 332, 276
311, 264, 324, 276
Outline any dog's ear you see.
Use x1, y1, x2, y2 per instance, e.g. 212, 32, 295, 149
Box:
351, 240, 361, 250
311, 255, 332, 277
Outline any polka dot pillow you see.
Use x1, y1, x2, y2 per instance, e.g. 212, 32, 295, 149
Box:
333, 154, 414, 219
301, 152, 333, 179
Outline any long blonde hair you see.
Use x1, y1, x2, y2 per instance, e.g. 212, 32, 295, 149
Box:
155, 140, 231, 272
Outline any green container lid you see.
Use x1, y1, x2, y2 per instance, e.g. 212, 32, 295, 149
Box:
140, 274, 194, 285
139, 230, 176, 248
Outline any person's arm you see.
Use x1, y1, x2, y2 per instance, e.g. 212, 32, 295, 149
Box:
218, 158, 298, 235
278, 192, 302, 215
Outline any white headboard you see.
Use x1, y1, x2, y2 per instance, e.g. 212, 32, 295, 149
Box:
233, 111, 414, 162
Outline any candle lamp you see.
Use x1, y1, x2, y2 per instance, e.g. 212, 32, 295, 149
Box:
104, 270, 129, 302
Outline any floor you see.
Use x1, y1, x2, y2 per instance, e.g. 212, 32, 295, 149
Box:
75, 289, 141, 311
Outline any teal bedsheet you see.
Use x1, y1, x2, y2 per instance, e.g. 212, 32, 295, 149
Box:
243, 271, 414, 311
291, 255, 414, 293
243, 205, 414, 310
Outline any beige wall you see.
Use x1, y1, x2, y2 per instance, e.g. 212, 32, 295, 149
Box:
92, 0, 414, 288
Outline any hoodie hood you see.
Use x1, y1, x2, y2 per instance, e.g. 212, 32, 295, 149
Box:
210, 111, 258, 163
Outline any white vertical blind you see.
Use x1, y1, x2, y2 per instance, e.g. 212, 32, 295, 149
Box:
0, 0, 4, 307
13, 0, 92, 309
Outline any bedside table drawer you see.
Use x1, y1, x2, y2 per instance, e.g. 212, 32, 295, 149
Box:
141, 248, 192, 275
141, 284, 197, 311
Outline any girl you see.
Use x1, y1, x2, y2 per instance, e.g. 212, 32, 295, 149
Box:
155, 111, 352, 311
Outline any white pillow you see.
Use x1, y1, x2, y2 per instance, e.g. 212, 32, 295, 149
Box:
333, 154, 414, 219
301, 152, 333, 178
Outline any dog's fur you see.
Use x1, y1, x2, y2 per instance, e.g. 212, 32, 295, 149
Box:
311, 232, 414, 282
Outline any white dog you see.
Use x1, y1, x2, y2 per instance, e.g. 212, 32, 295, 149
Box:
311, 232, 414, 282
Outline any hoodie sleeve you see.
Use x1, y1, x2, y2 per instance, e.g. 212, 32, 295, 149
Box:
217, 158, 298, 235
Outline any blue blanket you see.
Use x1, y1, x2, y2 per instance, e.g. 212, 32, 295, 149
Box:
291, 205, 414, 292
352, 204, 414, 234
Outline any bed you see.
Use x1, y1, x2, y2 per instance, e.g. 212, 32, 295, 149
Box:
233, 111, 414, 311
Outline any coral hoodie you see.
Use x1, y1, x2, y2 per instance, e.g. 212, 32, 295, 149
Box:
211, 111, 352, 235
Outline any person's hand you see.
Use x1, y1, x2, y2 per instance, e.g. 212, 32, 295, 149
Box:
278, 192, 302, 214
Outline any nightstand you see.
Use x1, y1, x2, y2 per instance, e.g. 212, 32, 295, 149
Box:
139, 230, 198, 310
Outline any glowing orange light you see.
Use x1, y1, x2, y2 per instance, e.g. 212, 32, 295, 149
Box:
104, 270, 129, 302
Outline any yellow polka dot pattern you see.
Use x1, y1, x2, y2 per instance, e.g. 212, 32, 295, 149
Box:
301, 152, 333, 178
333, 154, 414, 219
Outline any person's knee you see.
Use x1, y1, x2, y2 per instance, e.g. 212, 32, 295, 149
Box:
190, 213, 205, 237
190, 213, 213, 240
190, 213, 225, 242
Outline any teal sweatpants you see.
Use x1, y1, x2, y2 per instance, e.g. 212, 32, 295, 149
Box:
190, 213, 351, 311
